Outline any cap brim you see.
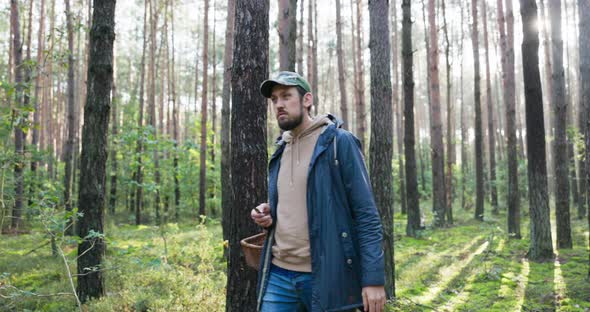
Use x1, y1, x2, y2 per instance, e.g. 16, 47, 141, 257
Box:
259, 79, 298, 98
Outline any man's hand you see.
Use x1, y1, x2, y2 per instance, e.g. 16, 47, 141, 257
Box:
251, 203, 272, 228
362, 286, 386, 312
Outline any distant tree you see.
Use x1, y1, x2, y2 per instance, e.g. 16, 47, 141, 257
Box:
519, 0, 554, 261
336, 0, 349, 126
549, 0, 572, 249
30, 0, 45, 207
63, 0, 76, 235
199, 0, 210, 218
441, 0, 453, 223
278, 0, 297, 71
355, 0, 366, 146
472, 0, 484, 221
226, 0, 269, 311
76, 0, 116, 302
148, 0, 162, 224
402, 0, 420, 237
369, 0, 395, 297
297, 0, 304, 75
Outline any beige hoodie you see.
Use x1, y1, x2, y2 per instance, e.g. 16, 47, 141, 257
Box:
272, 115, 332, 272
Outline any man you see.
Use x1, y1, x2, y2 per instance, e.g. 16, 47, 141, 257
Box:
251, 71, 386, 312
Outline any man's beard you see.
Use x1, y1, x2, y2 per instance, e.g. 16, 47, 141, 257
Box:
277, 103, 304, 131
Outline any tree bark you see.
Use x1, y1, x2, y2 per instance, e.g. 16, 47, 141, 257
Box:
63, 0, 76, 235
148, 0, 161, 224
10, 0, 24, 230
482, 0, 498, 215
402, 0, 420, 237
109, 46, 118, 216
549, 0, 572, 249
355, 0, 366, 147
369, 0, 395, 297
297, 0, 304, 75
472, 0, 485, 221
226, 1, 268, 311
221, 0, 235, 244
578, 0, 589, 222
278, 0, 297, 71
520, 0, 554, 261
441, 0, 453, 224
76, 0, 115, 302
199, 0, 210, 217
428, 0, 446, 227
134, 0, 148, 226
336, 0, 349, 126
169, 0, 180, 222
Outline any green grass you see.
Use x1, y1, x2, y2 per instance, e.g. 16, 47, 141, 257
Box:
1, 202, 588, 311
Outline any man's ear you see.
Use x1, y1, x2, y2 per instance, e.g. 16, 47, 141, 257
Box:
303, 92, 313, 110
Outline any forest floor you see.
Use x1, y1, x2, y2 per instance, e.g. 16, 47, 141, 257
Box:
0, 202, 588, 311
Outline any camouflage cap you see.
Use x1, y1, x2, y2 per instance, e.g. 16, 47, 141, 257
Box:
259, 71, 312, 98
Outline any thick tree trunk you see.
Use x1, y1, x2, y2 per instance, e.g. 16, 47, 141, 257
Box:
278, 0, 297, 71
199, 0, 210, 217
549, 0, 572, 249
226, 1, 268, 311
472, 0, 484, 221
499, 0, 520, 238
336, 0, 348, 126
482, 0, 498, 215
428, 0, 446, 226
402, 0, 420, 237
10, 0, 24, 230
520, 0, 554, 261
369, 0, 395, 297
76, 0, 115, 302
221, 0, 235, 244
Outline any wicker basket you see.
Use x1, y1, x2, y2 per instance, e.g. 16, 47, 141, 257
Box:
240, 232, 267, 270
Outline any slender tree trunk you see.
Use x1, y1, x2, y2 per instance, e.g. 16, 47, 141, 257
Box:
170, 0, 180, 222
369, 0, 395, 297
76, 0, 115, 302
472, 0, 484, 221
312, 0, 318, 113
391, 0, 407, 215
278, 0, 297, 71
297, 0, 304, 75
199, 0, 210, 217
10, 0, 24, 230
482, 0, 498, 214
578, 0, 589, 222
460, 3, 468, 211
306, 0, 313, 92
441, 0, 453, 223
134, 0, 148, 226
550, 0, 572, 249
109, 47, 118, 215
355, 0, 366, 147
148, 0, 161, 224
428, 0, 446, 226
336, 0, 348, 126
350, 0, 358, 127
63, 0, 76, 235
210, 1, 217, 167
520, 0, 554, 261
221, 0, 235, 249
226, 1, 268, 311
540, 0, 555, 193
403, 0, 420, 237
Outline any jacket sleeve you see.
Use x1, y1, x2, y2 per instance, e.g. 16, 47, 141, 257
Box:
336, 131, 385, 287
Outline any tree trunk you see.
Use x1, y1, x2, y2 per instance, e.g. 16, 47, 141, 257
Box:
355, 0, 366, 147
221, 0, 235, 245
312, 0, 318, 113
499, 0, 520, 238
63, 0, 76, 235
460, 3, 468, 211
210, 1, 217, 169
336, 0, 348, 126
297, 0, 304, 75
76, 0, 115, 302
134, 0, 148, 226
428, 0, 446, 227
441, 0, 453, 223
226, 1, 268, 311
199, 0, 210, 218
482, 0, 498, 215
148, 0, 161, 224
402, 0, 420, 237
472, 0, 484, 221
169, 0, 180, 222
30, 0, 45, 208
520, 0, 554, 261
109, 46, 118, 216
278, 0, 297, 71
540, 0, 555, 194
578, 0, 589, 222
549, 0, 572, 249
10, 0, 24, 230
391, 0, 407, 215
369, 0, 395, 297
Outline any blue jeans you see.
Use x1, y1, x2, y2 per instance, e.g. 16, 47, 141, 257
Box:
261, 263, 313, 312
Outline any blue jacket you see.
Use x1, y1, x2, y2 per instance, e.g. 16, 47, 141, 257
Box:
256, 115, 385, 311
